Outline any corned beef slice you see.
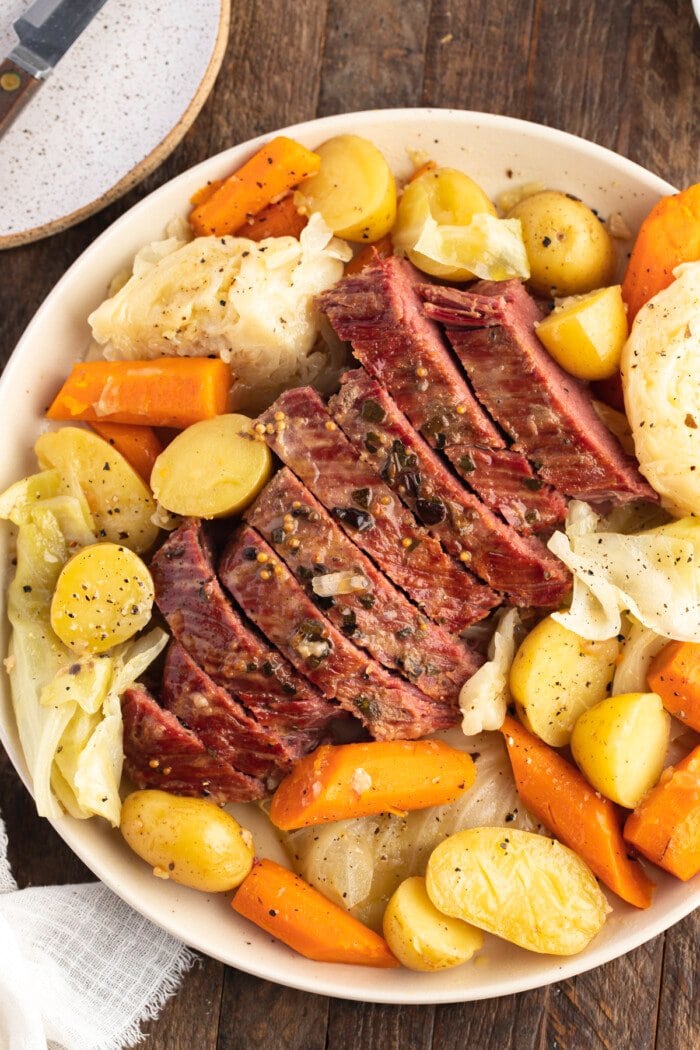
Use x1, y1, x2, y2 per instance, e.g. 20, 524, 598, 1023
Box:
330, 369, 570, 608
255, 386, 499, 631
151, 519, 337, 742
316, 256, 566, 532
420, 279, 657, 505
220, 527, 460, 740
122, 685, 264, 803
162, 641, 306, 780
245, 466, 480, 702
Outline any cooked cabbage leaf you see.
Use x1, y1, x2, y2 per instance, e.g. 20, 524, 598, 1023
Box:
549, 501, 700, 642
612, 618, 669, 695
408, 212, 530, 281
458, 608, 521, 736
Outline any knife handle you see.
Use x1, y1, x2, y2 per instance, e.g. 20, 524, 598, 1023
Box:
0, 58, 40, 137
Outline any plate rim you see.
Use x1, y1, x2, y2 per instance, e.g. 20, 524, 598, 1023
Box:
0, 106, 695, 1005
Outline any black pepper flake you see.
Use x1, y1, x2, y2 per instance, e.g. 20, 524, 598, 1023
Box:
542, 236, 552, 247
523, 477, 543, 491
270, 528, 285, 544
242, 547, 258, 560
22, 584, 32, 593
458, 455, 476, 473
351, 487, 371, 509
102, 462, 110, 471
360, 398, 386, 423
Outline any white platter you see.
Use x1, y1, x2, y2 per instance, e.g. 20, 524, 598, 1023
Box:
1, 108, 697, 1005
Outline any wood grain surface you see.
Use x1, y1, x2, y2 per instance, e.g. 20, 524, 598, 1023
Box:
1, 1, 699, 1047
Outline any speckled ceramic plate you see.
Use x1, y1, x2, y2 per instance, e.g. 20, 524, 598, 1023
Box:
0, 0, 229, 248
1, 109, 698, 1004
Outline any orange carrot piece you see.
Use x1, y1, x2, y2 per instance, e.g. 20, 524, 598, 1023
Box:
344, 234, 393, 275
234, 194, 307, 242
501, 716, 655, 908
624, 746, 700, 881
269, 740, 476, 831
189, 178, 225, 208
647, 641, 700, 733
46, 358, 230, 429
621, 182, 700, 323
231, 859, 399, 967
88, 421, 163, 482
189, 136, 321, 237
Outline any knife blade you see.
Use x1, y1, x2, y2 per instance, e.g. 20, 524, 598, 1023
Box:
0, 0, 108, 138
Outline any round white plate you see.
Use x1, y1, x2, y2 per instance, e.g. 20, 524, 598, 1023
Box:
0, 0, 229, 248
1, 109, 697, 1004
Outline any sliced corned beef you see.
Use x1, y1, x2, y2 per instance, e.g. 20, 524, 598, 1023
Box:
420, 279, 657, 505
317, 256, 566, 532
255, 387, 499, 631
330, 369, 570, 608
245, 466, 480, 702
162, 642, 309, 782
121, 685, 264, 803
151, 519, 337, 742
220, 527, 460, 740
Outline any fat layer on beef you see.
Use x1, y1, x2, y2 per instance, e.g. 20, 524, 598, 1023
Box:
122, 685, 265, 803
317, 256, 566, 532
330, 368, 570, 608
151, 518, 337, 743
220, 527, 460, 740
245, 466, 480, 702
255, 386, 499, 632
420, 279, 657, 505
162, 641, 307, 782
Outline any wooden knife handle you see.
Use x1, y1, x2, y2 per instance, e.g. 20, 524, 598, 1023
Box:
0, 58, 40, 137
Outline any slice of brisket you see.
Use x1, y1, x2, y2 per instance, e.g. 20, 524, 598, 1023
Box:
122, 685, 265, 803
162, 641, 308, 782
151, 519, 337, 742
220, 527, 460, 740
245, 466, 480, 702
420, 279, 657, 505
330, 369, 570, 608
255, 386, 499, 631
317, 256, 566, 532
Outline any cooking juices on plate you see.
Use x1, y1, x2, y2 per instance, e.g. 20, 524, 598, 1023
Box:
3, 132, 700, 971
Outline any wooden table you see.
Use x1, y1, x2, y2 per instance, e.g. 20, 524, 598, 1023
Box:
1, 1, 699, 1046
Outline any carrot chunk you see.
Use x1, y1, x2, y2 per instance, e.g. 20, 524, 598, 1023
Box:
88, 421, 163, 482
501, 715, 655, 908
344, 235, 393, 275
621, 183, 700, 323
647, 640, 700, 733
234, 194, 307, 242
269, 740, 475, 831
624, 746, 700, 881
189, 136, 320, 237
46, 358, 230, 429
231, 859, 399, 967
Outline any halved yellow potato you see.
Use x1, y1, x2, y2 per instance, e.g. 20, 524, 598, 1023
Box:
536, 285, 628, 380
570, 691, 670, 808
509, 615, 620, 747
35, 427, 159, 553
50, 542, 154, 653
426, 827, 609, 956
151, 413, 272, 519
298, 135, 396, 242
383, 875, 483, 971
508, 190, 616, 296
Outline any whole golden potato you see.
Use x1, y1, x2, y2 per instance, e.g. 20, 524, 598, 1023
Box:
120, 790, 254, 892
509, 190, 616, 296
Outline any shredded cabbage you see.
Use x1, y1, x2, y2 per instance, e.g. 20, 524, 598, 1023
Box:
88, 213, 352, 412
458, 609, 521, 736
407, 212, 530, 281
549, 501, 700, 642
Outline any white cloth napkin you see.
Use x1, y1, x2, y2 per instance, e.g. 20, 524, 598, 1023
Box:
0, 812, 196, 1050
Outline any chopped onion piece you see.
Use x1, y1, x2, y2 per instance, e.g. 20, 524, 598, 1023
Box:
311, 570, 370, 597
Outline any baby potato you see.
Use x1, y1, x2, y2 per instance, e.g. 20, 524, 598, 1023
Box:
120, 790, 254, 893
510, 616, 619, 747
571, 692, 670, 808
426, 827, 609, 956
35, 427, 158, 553
536, 285, 628, 381
50, 542, 154, 653
393, 167, 496, 280
151, 413, 271, 519
508, 190, 616, 296
383, 876, 483, 971
298, 134, 396, 243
